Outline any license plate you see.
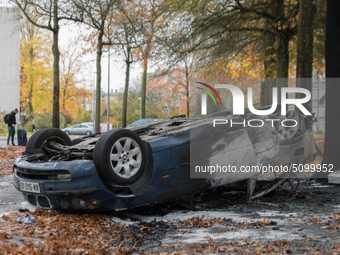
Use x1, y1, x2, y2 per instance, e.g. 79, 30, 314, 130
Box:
20, 181, 40, 193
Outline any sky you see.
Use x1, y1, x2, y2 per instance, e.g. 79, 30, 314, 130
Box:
0, 1, 146, 94
59, 24, 144, 94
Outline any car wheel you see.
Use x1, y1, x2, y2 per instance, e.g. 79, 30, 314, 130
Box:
85, 131, 91, 136
65, 131, 70, 135
93, 129, 147, 185
26, 128, 72, 151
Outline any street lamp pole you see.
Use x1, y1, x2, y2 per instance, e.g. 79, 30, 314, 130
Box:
138, 97, 142, 119
107, 47, 110, 131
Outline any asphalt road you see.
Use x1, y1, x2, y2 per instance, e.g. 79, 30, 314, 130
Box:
0, 138, 35, 216
0, 175, 36, 218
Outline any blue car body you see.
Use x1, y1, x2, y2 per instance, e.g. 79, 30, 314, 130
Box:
13, 109, 316, 211
13, 131, 206, 210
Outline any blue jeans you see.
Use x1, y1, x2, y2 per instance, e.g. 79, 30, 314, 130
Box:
7, 126, 15, 145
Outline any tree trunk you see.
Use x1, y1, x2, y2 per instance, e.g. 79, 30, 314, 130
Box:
321, 0, 340, 173
296, 0, 317, 113
28, 81, 33, 114
52, 0, 60, 128
261, 32, 276, 106
186, 86, 189, 117
141, 59, 147, 119
28, 48, 34, 115
274, 0, 289, 103
63, 85, 66, 110
95, 33, 103, 133
122, 46, 131, 128
185, 69, 190, 117
275, 31, 289, 102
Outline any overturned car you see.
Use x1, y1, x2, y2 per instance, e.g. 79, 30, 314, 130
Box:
13, 107, 316, 211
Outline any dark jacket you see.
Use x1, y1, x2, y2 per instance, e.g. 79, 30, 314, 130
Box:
7, 111, 16, 127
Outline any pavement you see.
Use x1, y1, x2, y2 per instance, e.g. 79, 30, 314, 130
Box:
0, 135, 17, 141
0, 175, 36, 218
0, 138, 19, 147
0, 136, 24, 147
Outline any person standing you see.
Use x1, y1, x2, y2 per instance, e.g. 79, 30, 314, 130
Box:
7, 108, 18, 146
32, 122, 36, 133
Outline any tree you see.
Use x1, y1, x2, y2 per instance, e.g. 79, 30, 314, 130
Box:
11, 0, 82, 128
312, 0, 326, 76
146, 74, 187, 118
108, 4, 140, 127
20, 18, 52, 117
60, 39, 82, 111
117, 21, 137, 128
164, 0, 299, 102
59, 39, 93, 124
170, 54, 202, 117
296, 0, 317, 113
71, 0, 118, 132
261, 29, 276, 106
129, 0, 167, 119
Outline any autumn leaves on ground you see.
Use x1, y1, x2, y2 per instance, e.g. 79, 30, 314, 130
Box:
2, 140, 340, 254
0, 146, 23, 176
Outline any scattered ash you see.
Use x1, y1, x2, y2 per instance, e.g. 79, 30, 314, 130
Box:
103, 179, 340, 254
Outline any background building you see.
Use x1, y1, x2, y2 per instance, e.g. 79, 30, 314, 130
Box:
0, 7, 20, 117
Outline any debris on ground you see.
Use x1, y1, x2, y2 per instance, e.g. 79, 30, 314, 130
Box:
2, 138, 339, 254
16, 214, 36, 224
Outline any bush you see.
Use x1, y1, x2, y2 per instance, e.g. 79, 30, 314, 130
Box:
25, 113, 66, 132
0, 109, 8, 134
60, 109, 74, 126
82, 110, 92, 123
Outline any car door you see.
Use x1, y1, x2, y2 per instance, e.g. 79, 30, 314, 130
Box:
79, 124, 88, 134
72, 125, 80, 135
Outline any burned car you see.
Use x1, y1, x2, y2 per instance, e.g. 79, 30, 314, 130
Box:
13, 107, 316, 211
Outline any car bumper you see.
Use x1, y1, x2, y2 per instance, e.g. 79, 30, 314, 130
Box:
12, 150, 201, 211
13, 157, 121, 211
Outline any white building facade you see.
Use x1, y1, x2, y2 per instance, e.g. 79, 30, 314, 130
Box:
0, 7, 20, 115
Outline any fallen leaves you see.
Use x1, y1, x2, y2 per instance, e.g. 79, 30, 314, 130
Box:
0, 146, 23, 164
182, 215, 231, 228
0, 146, 23, 176
309, 217, 323, 224
0, 209, 140, 254
140, 226, 152, 231
237, 218, 275, 230
0, 165, 14, 176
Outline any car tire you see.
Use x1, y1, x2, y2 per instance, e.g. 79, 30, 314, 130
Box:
93, 129, 147, 185
85, 131, 91, 136
26, 128, 72, 151
65, 131, 70, 135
